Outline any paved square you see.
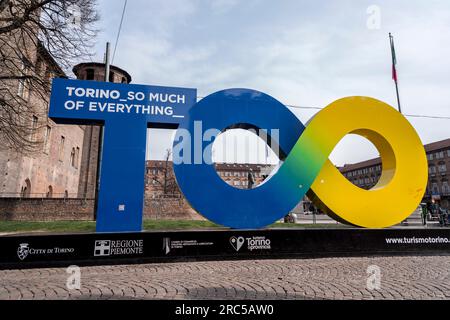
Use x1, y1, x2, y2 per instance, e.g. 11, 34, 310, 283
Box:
0, 255, 449, 299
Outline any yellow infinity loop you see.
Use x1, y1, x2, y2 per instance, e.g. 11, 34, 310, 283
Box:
307, 97, 428, 228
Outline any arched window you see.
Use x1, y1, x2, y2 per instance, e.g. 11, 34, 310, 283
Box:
46, 185, 53, 198
21, 179, 31, 197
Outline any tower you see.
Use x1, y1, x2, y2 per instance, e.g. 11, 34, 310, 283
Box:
73, 62, 132, 199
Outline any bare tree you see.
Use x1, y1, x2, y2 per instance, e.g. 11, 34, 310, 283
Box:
0, 0, 99, 152
149, 149, 180, 197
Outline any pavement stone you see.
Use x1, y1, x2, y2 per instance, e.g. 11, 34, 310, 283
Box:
0, 255, 449, 300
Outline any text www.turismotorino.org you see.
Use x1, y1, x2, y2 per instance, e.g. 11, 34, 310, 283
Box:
385, 236, 450, 244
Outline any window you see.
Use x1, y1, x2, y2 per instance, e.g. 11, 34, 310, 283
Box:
442, 181, 450, 194
70, 148, 76, 167
436, 151, 444, 159
121, 77, 127, 83
438, 163, 447, 173
43, 125, 51, 153
109, 71, 115, 82
427, 153, 434, 161
17, 61, 30, 100
429, 166, 436, 174
75, 147, 80, 168
46, 186, 53, 198
431, 183, 439, 194
447, 150, 450, 158
86, 68, 95, 80
21, 179, 31, 197
59, 136, 65, 161
31, 116, 38, 141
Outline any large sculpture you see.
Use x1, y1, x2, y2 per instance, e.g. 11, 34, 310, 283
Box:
173, 89, 428, 229
49, 79, 428, 232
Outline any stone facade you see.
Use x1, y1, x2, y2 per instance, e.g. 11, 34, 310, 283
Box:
0, 13, 132, 216
0, 57, 132, 200
0, 42, 85, 199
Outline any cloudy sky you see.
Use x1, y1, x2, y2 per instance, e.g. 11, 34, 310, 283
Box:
84, 0, 450, 166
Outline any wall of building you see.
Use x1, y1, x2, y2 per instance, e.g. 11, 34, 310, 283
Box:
0, 196, 204, 222
0, 48, 85, 198
0, 198, 93, 221
143, 197, 204, 220
0, 122, 84, 197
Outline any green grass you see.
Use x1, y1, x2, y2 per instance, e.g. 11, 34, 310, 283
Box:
0, 219, 348, 234
143, 219, 221, 230
0, 220, 96, 233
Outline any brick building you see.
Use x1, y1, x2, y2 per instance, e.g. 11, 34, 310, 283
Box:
340, 138, 450, 209
0, 40, 85, 198
145, 160, 275, 198
0, 47, 131, 199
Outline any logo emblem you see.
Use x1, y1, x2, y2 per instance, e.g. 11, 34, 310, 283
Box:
230, 236, 245, 252
94, 240, 111, 256
17, 243, 29, 260
163, 237, 171, 254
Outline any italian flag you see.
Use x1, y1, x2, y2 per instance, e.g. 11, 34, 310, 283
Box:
389, 33, 398, 82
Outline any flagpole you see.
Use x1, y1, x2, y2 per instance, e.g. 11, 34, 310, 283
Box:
389, 32, 402, 113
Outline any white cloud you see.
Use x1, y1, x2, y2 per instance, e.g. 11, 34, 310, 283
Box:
89, 0, 450, 164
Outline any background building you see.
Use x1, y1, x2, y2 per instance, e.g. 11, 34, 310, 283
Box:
340, 138, 450, 209
145, 160, 275, 198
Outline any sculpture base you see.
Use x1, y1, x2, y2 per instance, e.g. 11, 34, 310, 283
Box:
1, 227, 449, 269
